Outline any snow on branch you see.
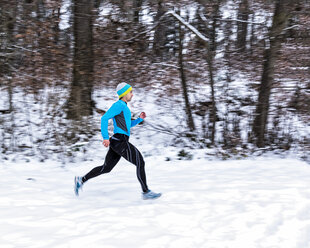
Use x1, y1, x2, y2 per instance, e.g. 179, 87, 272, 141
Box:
166, 10, 209, 43
283, 24, 300, 31
11, 45, 40, 53
122, 10, 210, 45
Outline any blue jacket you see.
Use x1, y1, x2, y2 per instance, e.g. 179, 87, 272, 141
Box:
101, 100, 143, 140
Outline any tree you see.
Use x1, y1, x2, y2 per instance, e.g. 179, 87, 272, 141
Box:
236, 0, 249, 52
177, 11, 195, 132
133, 0, 143, 23
67, 0, 94, 119
253, 0, 293, 147
153, 0, 174, 61
195, 1, 220, 144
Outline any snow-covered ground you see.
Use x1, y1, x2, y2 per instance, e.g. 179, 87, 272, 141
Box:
1, 154, 310, 248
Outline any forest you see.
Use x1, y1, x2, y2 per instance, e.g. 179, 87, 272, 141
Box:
0, 0, 309, 162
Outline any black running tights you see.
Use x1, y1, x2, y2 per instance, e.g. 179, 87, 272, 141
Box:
82, 134, 149, 193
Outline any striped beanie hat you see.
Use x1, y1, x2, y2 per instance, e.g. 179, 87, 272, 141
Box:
116, 82, 132, 99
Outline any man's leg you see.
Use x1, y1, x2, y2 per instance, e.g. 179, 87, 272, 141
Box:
120, 140, 149, 193
82, 147, 121, 183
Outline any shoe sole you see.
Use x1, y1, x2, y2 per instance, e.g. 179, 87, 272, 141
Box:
142, 193, 162, 200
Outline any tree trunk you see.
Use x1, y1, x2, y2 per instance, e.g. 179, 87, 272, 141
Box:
133, 0, 143, 23
253, 0, 292, 147
153, 0, 166, 60
1, 1, 17, 151
249, 12, 256, 56
195, 1, 219, 144
2, 1, 16, 110
236, 0, 249, 52
67, 0, 94, 119
210, 1, 220, 52
206, 50, 216, 144
178, 14, 195, 132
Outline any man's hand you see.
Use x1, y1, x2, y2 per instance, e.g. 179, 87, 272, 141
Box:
103, 140, 110, 147
140, 112, 146, 119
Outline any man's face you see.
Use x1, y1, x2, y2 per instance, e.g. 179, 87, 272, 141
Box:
124, 91, 133, 102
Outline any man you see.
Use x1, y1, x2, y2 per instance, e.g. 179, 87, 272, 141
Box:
74, 83, 161, 200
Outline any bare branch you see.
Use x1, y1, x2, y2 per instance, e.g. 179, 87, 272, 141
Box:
11, 45, 40, 53
215, 17, 266, 26
166, 10, 209, 43
124, 21, 161, 42
283, 24, 300, 31
153, 62, 180, 69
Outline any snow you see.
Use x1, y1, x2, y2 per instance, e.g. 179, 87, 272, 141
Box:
1, 154, 310, 248
59, 0, 71, 30
1, 4, 309, 246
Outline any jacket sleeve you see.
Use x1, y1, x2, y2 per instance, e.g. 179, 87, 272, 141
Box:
101, 102, 122, 140
131, 117, 144, 128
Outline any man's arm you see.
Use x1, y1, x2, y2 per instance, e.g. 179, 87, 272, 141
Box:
131, 112, 146, 127
101, 102, 122, 140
